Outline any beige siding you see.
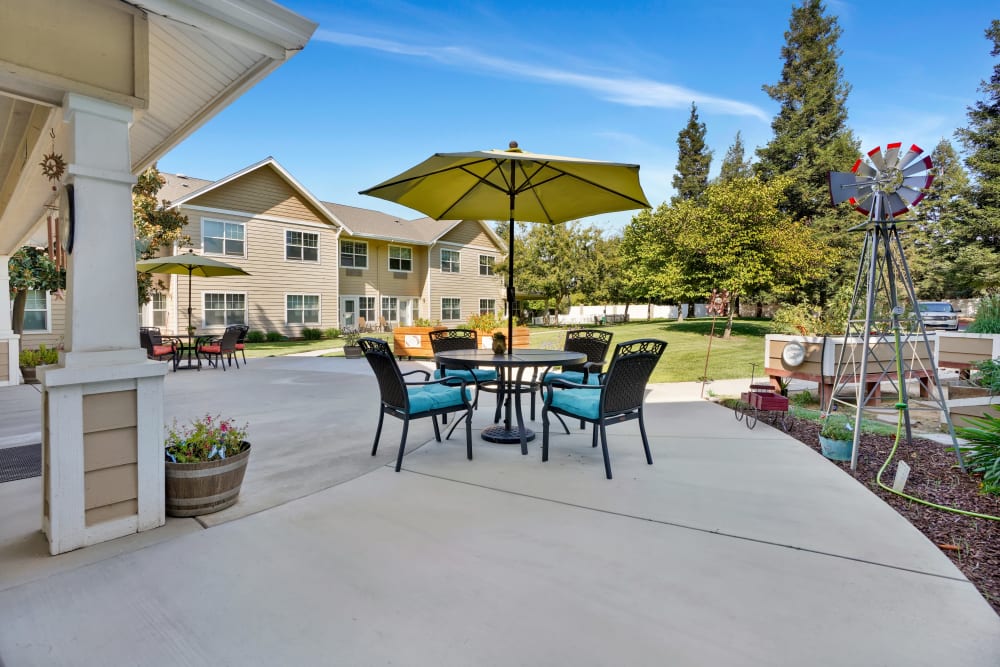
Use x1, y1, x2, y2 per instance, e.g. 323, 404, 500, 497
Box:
190, 167, 328, 223
430, 221, 505, 323
0, 340, 7, 381
20, 294, 66, 350
338, 237, 426, 322
766, 339, 824, 378
82, 390, 138, 526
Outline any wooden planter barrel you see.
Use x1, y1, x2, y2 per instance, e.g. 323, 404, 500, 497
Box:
165, 443, 251, 517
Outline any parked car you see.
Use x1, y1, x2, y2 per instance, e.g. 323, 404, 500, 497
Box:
917, 301, 960, 330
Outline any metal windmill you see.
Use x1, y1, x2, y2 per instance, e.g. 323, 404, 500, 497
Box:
827, 143, 964, 471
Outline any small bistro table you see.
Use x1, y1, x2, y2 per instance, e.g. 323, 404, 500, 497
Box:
433, 348, 587, 455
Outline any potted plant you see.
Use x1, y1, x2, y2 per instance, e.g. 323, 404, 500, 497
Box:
954, 408, 1000, 497
342, 329, 363, 358
164, 414, 251, 517
818, 414, 854, 461
18, 343, 59, 384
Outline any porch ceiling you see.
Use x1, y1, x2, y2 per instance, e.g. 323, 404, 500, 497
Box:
0, 0, 317, 254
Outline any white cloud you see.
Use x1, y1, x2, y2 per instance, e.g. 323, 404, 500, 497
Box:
316, 30, 769, 122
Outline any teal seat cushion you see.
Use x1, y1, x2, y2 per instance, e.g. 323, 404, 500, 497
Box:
433, 368, 498, 382
407, 384, 471, 414
549, 387, 601, 420
545, 370, 600, 386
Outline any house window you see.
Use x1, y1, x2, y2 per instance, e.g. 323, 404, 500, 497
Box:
359, 296, 376, 323
381, 296, 398, 323
480, 299, 496, 316
204, 293, 246, 326
287, 294, 320, 324
388, 245, 412, 272
23, 289, 49, 331
286, 230, 319, 262
341, 240, 368, 268
441, 249, 460, 273
202, 219, 245, 257
152, 292, 168, 328
442, 298, 461, 321
479, 255, 495, 276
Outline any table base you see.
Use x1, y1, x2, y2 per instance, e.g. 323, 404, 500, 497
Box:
481, 424, 535, 444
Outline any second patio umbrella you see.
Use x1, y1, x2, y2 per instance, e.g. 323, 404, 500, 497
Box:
360, 141, 651, 352
136, 250, 250, 335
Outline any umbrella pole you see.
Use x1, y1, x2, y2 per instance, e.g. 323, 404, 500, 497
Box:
187, 269, 193, 339
507, 167, 515, 355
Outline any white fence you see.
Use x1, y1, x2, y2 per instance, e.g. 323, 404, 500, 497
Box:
531, 304, 711, 325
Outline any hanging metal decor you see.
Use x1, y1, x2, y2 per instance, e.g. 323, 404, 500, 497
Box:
39, 129, 67, 188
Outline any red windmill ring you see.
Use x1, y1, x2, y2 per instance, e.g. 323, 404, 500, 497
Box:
828, 143, 934, 219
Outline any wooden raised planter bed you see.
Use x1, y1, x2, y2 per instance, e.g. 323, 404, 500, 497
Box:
936, 332, 1000, 377
392, 326, 531, 359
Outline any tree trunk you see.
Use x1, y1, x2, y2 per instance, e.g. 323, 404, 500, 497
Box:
11, 289, 26, 335
676, 302, 685, 322
755, 301, 763, 318
723, 305, 735, 339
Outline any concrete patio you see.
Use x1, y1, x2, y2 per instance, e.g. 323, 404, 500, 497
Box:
1, 356, 998, 665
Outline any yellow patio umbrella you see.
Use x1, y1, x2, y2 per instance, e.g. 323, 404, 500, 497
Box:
136, 250, 250, 336
360, 141, 651, 351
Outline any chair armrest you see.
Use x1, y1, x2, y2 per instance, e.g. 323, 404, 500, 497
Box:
401, 368, 431, 381
405, 376, 467, 389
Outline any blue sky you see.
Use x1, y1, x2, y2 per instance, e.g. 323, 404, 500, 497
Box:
158, 1, 998, 231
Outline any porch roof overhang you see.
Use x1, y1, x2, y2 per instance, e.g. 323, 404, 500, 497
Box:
0, 0, 317, 254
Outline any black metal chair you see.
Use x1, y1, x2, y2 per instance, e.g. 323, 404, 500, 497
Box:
139, 327, 180, 370
538, 329, 614, 429
541, 338, 667, 479
234, 324, 249, 365
428, 329, 499, 412
359, 337, 473, 472
196, 326, 242, 370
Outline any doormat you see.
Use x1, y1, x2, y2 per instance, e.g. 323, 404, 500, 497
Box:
0, 444, 41, 483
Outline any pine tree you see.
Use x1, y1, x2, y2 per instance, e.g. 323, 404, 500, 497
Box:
755, 0, 860, 303
671, 103, 712, 202
956, 19, 1000, 273
717, 131, 752, 183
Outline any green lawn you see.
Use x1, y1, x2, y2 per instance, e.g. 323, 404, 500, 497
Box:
241, 319, 772, 383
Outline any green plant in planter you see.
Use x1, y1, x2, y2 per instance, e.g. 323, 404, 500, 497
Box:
411, 317, 440, 327
19, 343, 59, 367
970, 358, 1000, 395
165, 414, 248, 463
967, 294, 1000, 334
954, 410, 1000, 496
467, 312, 502, 334
820, 415, 854, 441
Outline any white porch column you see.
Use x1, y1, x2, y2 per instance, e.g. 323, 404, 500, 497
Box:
0, 256, 20, 385
39, 93, 167, 555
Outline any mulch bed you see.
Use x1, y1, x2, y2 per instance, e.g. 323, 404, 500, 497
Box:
783, 415, 1000, 616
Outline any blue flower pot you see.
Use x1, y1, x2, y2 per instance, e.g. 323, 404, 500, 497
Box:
818, 435, 852, 461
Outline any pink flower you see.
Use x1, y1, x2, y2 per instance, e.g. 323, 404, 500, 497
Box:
220, 422, 228, 432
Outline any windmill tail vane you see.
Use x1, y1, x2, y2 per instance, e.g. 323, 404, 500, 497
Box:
828, 143, 934, 221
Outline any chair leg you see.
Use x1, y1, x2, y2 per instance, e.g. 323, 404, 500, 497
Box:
638, 408, 653, 465
592, 424, 599, 448
241, 349, 247, 364
445, 409, 465, 440
554, 413, 570, 435
395, 419, 409, 472
541, 408, 550, 462
599, 423, 612, 479
514, 384, 527, 456
431, 415, 441, 442
465, 407, 473, 460
372, 410, 385, 456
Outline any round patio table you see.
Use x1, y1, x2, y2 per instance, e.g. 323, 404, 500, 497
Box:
433, 348, 587, 455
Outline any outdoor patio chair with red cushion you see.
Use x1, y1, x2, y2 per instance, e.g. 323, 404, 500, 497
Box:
359, 337, 473, 472
196, 326, 242, 370
139, 327, 180, 371
234, 324, 249, 365
541, 338, 667, 479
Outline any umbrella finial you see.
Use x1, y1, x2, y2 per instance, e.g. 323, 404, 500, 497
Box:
507, 141, 522, 153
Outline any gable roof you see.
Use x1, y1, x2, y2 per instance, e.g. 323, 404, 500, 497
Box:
158, 173, 215, 204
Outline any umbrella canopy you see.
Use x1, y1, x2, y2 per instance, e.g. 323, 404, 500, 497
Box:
136, 250, 250, 334
360, 142, 651, 351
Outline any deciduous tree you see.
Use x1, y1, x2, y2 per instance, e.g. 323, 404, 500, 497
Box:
134, 166, 190, 305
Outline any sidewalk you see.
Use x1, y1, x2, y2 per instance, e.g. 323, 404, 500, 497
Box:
1, 357, 997, 665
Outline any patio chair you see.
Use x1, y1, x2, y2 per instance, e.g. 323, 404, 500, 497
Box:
196, 326, 242, 370
541, 338, 667, 479
428, 329, 499, 413
234, 324, 249, 365
538, 329, 614, 430
139, 327, 180, 370
359, 337, 473, 472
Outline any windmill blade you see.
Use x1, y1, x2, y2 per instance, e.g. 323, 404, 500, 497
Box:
887, 192, 910, 217
867, 146, 887, 171
851, 158, 877, 179
829, 171, 864, 205
902, 173, 934, 191
897, 185, 926, 207
902, 155, 933, 177
850, 186, 875, 214
884, 142, 902, 170
897, 144, 925, 171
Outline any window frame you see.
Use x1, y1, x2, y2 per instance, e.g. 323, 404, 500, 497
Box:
479, 299, 496, 316
202, 291, 247, 327
358, 296, 377, 323
340, 239, 368, 269
388, 245, 413, 273
285, 229, 320, 263
440, 248, 461, 273
286, 293, 321, 325
151, 292, 168, 328
22, 289, 51, 333
201, 218, 246, 258
441, 297, 461, 321
479, 255, 495, 276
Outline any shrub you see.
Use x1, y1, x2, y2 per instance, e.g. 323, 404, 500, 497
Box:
967, 294, 1000, 334
820, 415, 854, 441
971, 358, 1000, 394
301, 327, 323, 340
19, 344, 59, 367
412, 317, 440, 327
790, 390, 815, 407
955, 409, 1000, 496
324, 328, 341, 339
245, 330, 266, 343
265, 331, 284, 342
467, 312, 502, 333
